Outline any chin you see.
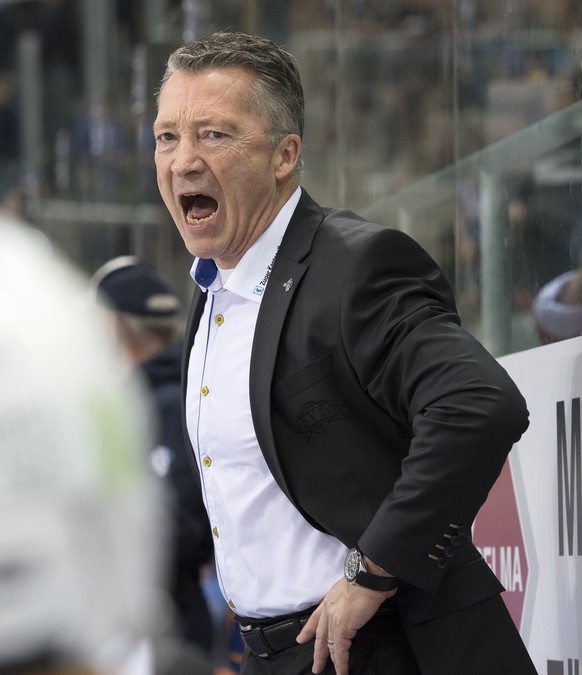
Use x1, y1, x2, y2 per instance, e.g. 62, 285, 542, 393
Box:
183, 238, 212, 260
184, 240, 202, 258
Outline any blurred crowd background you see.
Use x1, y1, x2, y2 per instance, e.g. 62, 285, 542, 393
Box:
3, 0, 582, 354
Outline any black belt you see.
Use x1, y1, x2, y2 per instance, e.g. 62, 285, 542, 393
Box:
237, 606, 316, 658
237, 599, 398, 658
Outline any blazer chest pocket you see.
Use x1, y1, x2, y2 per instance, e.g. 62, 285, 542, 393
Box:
272, 354, 350, 442
273, 353, 334, 400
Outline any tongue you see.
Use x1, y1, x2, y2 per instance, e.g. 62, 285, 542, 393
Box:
189, 195, 217, 219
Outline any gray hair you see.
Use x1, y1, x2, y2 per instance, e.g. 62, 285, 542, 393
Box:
158, 32, 305, 149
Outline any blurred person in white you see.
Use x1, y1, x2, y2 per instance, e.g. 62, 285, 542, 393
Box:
0, 215, 213, 675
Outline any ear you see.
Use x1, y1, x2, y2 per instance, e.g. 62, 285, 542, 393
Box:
274, 134, 302, 182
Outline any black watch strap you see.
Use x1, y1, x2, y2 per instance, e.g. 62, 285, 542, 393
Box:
354, 570, 400, 591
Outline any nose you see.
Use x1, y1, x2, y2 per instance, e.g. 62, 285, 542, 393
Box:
171, 138, 205, 177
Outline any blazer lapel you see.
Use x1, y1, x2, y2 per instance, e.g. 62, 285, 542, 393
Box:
250, 190, 324, 503
181, 285, 207, 486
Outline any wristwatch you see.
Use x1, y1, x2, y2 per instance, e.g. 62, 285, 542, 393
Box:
344, 548, 400, 591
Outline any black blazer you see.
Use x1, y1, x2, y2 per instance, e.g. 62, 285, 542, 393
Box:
181, 190, 536, 674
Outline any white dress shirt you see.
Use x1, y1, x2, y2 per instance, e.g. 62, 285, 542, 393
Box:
186, 188, 348, 618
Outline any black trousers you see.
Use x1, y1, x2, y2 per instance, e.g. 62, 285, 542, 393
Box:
240, 607, 421, 675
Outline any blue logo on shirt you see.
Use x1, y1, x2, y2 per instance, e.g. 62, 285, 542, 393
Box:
253, 286, 264, 296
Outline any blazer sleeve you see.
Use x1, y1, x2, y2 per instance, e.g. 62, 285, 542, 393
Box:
339, 226, 529, 594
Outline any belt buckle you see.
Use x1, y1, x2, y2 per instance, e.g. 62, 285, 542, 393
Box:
240, 624, 270, 658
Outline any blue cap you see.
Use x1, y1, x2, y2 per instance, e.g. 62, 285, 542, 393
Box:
91, 256, 180, 317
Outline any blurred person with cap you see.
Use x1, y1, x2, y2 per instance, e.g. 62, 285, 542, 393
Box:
90, 256, 215, 659
0, 221, 212, 675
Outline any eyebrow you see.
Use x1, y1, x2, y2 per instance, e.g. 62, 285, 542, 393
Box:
153, 116, 241, 135
152, 118, 176, 134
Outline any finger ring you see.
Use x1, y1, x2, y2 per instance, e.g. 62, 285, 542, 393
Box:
326, 639, 334, 647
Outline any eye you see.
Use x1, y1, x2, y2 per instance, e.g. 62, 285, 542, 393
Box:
206, 130, 227, 141
156, 132, 175, 143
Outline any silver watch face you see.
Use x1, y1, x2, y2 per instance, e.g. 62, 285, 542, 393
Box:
344, 548, 362, 582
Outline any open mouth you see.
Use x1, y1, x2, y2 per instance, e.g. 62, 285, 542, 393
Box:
181, 194, 218, 225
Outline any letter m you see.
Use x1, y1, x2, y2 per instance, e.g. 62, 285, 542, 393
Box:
557, 399, 582, 556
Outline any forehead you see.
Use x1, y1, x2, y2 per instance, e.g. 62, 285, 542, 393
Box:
158, 67, 256, 113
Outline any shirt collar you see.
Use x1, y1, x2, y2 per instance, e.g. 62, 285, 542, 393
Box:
190, 187, 301, 303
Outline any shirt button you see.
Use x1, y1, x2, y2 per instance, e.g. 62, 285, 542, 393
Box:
202, 456, 212, 468
201, 385, 209, 396
215, 314, 224, 325
212, 527, 219, 538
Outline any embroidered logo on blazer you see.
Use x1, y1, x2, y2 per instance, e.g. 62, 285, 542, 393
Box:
296, 400, 348, 442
